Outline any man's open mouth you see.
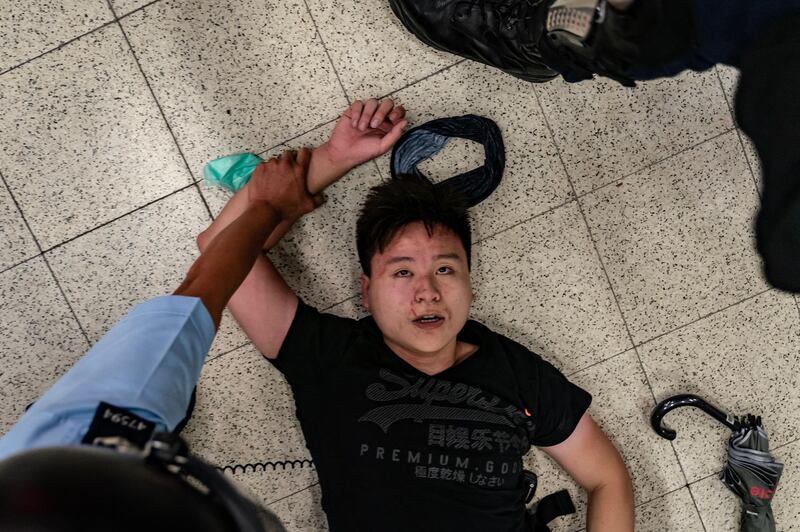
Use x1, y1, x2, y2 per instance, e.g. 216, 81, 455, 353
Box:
414, 315, 443, 324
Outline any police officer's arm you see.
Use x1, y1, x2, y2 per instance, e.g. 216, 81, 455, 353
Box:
176, 149, 316, 330
0, 151, 316, 459
541, 413, 635, 531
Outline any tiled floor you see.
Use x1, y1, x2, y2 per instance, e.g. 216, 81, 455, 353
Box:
1, 2, 798, 531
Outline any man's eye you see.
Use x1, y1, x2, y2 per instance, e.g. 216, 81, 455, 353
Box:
437, 266, 453, 274
395, 270, 411, 277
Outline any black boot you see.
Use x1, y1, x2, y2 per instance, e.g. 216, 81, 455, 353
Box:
388, 0, 559, 82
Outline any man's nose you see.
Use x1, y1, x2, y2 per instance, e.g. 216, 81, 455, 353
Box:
414, 274, 441, 302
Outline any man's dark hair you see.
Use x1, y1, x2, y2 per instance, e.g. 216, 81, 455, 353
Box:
356, 176, 472, 276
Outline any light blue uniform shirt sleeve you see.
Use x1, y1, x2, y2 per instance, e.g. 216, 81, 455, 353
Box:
0, 295, 215, 461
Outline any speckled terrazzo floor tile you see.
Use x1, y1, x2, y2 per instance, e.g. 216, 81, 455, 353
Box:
121, 0, 348, 176
0, 25, 192, 250
304, 0, 458, 99
0, 0, 112, 73
415, 136, 486, 183
716, 65, 763, 188
109, 0, 155, 17
381, 61, 572, 241
536, 69, 733, 195
45, 187, 246, 358
638, 290, 800, 483
223, 465, 319, 507
0, 258, 88, 435
691, 438, 799, 531
269, 484, 329, 532
635, 488, 704, 532
523, 351, 686, 531
581, 131, 766, 344
0, 179, 38, 271
471, 202, 631, 375
182, 344, 309, 468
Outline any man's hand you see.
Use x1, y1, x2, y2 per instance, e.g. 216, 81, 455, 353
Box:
321, 98, 408, 173
247, 148, 319, 221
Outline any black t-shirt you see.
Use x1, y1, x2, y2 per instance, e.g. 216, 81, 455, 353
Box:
271, 301, 591, 532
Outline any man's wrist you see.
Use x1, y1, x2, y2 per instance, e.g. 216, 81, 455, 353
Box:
314, 142, 356, 184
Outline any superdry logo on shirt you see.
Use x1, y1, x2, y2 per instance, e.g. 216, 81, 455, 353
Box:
359, 368, 533, 430
355, 368, 533, 489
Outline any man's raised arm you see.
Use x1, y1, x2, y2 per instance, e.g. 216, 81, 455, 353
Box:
196, 99, 407, 358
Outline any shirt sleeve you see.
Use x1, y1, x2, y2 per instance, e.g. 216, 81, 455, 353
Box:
505, 339, 592, 447
271, 299, 359, 385
0, 295, 215, 461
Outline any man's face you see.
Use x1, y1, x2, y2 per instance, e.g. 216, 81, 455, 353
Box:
360, 222, 473, 360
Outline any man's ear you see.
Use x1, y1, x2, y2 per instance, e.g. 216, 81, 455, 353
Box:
359, 273, 370, 311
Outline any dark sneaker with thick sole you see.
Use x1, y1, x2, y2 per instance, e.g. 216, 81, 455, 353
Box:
388, 0, 559, 82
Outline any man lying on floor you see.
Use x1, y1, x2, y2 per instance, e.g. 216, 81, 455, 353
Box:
198, 98, 634, 531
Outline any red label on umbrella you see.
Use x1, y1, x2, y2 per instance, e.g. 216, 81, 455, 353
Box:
750, 486, 775, 500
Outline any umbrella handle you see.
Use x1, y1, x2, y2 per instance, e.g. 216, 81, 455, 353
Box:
651, 394, 738, 440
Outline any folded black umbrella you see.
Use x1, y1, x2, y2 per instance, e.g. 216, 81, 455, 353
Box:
651, 395, 783, 532
720, 415, 783, 532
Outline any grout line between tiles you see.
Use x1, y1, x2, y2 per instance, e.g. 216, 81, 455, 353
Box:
300, 0, 352, 104
0, 253, 44, 277
634, 483, 695, 510
108, 2, 207, 215
713, 67, 761, 197
0, 170, 93, 347
382, 59, 467, 100
207, 341, 252, 362
42, 182, 197, 254
564, 346, 630, 378
191, 181, 215, 221
116, 0, 163, 21
0, 169, 41, 268
40, 254, 93, 348
634, 287, 774, 350
0, 20, 118, 77
256, 117, 341, 158
683, 483, 708, 532
267, 481, 320, 506
733, 128, 761, 196
472, 197, 577, 247
531, 83, 705, 527
574, 127, 736, 201
192, 181, 214, 222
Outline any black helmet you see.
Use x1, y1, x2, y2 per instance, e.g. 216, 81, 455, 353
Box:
0, 433, 285, 532
388, 0, 558, 82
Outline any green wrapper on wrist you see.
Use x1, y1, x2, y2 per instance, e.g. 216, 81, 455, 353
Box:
203, 152, 263, 192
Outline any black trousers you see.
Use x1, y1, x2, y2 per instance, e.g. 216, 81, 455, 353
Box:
623, 3, 800, 291
735, 18, 800, 291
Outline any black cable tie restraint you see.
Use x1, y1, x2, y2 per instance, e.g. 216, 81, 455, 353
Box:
390, 114, 505, 208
